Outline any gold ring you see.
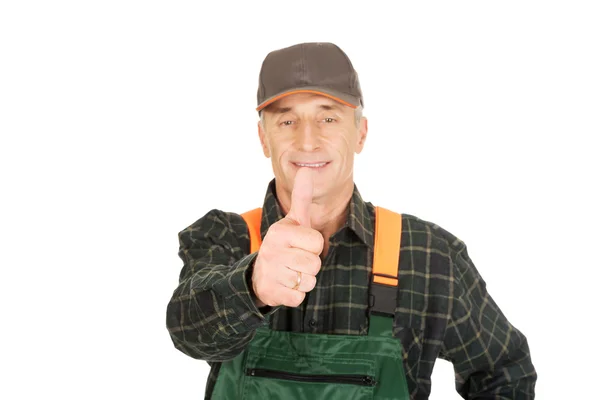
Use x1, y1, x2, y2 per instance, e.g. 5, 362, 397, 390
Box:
292, 270, 302, 290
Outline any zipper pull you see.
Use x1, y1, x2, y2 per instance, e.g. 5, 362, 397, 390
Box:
363, 376, 376, 386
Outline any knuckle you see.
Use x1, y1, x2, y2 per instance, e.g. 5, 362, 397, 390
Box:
299, 252, 312, 269
312, 255, 322, 275
268, 223, 283, 236
317, 232, 325, 245
258, 249, 272, 265
288, 272, 297, 288
268, 223, 293, 245
292, 292, 305, 307
264, 229, 280, 245
312, 232, 325, 252
284, 291, 304, 308
257, 245, 278, 265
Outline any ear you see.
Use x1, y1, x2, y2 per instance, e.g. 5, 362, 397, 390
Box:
355, 116, 368, 154
257, 120, 271, 158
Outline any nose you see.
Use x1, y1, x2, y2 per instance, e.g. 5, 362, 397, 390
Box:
295, 121, 321, 152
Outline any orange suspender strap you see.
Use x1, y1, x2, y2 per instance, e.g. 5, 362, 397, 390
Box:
370, 207, 402, 317
372, 207, 402, 287
241, 208, 263, 254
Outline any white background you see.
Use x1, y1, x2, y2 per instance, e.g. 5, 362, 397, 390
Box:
1, 1, 598, 399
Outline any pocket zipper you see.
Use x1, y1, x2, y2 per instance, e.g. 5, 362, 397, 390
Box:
245, 368, 377, 387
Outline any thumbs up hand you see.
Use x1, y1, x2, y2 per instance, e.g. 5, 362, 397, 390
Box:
252, 168, 324, 308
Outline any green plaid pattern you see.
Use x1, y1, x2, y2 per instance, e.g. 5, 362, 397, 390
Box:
166, 179, 536, 399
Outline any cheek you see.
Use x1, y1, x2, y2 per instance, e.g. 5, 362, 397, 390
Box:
323, 131, 355, 158
268, 138, 292, 166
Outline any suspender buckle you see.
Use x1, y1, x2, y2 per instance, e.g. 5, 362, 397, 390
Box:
368, 281, 397, 317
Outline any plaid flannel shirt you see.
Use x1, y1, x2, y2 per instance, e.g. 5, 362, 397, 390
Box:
166, 179, 536, 399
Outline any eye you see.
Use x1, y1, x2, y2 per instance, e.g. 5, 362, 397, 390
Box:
280, 120, 295, 126
323, 117, 336, 123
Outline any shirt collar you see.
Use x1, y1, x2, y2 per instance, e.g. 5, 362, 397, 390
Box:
260, 178, 374, 249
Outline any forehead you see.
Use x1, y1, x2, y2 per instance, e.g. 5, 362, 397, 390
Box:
265, 92, 349, 113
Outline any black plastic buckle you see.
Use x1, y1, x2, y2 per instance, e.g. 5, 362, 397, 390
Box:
368, 280, 397, 317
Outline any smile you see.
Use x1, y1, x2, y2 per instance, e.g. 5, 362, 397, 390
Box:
292, 162, 330, 168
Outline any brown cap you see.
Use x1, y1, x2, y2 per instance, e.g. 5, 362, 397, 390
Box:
256, 42, 363, 113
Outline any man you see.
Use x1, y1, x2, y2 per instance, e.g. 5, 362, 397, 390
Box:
166, 42, 536, 399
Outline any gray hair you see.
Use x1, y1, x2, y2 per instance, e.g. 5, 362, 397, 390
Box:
353, 105, 363, 126
259, 105, 363, 128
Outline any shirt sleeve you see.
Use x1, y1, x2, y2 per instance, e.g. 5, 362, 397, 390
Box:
440, 244, 537, 399
166, 209, 279, 362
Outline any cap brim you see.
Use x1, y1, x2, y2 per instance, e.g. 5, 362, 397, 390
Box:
256, 87, 360, 112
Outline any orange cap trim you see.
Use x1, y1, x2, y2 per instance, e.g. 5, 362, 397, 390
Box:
372, 207, 402, 287
256, 90, 358, 112
241, 208, 262, 254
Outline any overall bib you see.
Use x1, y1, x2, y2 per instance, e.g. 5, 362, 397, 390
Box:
211, 207, 410, 399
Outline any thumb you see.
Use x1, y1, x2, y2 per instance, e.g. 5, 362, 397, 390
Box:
287, 167, 314, 228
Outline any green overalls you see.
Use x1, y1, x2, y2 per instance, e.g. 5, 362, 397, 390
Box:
211, 207, 410, 399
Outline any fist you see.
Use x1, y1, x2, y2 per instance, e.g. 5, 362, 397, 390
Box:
252, 168, 324, 308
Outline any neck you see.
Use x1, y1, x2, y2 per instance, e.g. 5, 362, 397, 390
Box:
277, 179, 354, 254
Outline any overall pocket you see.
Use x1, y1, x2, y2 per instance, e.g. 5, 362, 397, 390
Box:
240, 329, 380, 400
246, 368, 376, 387
242, 364, 376, 400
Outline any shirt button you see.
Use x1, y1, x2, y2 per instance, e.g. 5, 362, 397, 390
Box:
309, 319, 317, 327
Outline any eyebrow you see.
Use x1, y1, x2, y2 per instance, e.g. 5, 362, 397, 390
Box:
269, 103, 342, 114
270, 106, 293, 114
317, 104, 343, 111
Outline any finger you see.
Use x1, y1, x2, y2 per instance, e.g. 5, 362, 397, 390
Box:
281, 247, 322, 276
278, 286, 306, 308
276, 268, 318, 293
257, 285, 303, 308
267, 223, 324, 254
294, 271, 317, 293
287, 167, 314, 228
286, 227, 324, 255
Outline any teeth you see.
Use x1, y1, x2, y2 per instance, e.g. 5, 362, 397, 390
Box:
296, 163, 327, 168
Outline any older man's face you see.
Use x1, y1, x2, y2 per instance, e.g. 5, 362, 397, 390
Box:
258, 92, 367, 202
